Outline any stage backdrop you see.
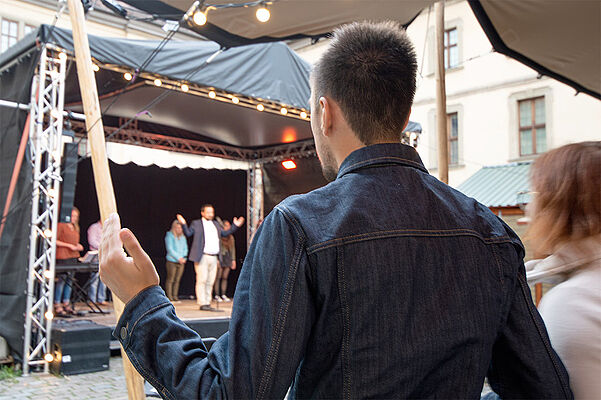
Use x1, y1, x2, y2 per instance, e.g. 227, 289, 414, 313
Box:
74, 159, 247, 299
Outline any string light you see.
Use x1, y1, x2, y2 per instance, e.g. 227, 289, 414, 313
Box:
45, 311, 53, 320
256, 104, 264, 111
92, 64, 99, 72
193, 10, 207, 26
123, 72, 132, 81
181, 83, 189, 92
231, 96, 239, 104
154, 78, 162, 87
300, 111, 307, 119
280, 107, 288, 115
256, 6, 270, 23
44, 353, 54, 362
208, 91, 216, 99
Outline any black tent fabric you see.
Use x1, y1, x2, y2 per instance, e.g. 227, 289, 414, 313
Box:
0, 53, 37, 362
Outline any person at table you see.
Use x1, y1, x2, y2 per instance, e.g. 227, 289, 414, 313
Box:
54, 207, 83, 317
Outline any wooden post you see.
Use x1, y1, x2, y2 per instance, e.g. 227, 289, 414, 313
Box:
66, 0, 145, 398
435, 1, 449, 184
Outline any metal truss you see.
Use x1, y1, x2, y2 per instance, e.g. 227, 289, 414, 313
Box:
246, 162, 264, 246
23, 47, 66, 375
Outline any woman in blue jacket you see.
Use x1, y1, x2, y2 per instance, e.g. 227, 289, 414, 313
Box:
164, 220, 188, 302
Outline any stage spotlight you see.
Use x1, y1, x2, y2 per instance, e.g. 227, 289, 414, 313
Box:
123, 72, 132, 81
282, 160, 297, 170
300, 111, 307, 119
208, 90, 216, 98
92, 63, 99, 72
232, 96, 239, 104
256, 104, 264, 111
181, 83, 189, 92
193, 9, 207, 26
256, 6, 270, 23
280, 107, 288, 115
154, 79, 162, 87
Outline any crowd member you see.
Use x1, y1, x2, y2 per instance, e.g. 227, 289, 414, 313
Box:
525, 142, 601, 399
86, 219, 107, 305
213, 220, 236, 302
176, 205, 244, 311
99, 21, 571, 398
54, 207, 83, 317
164, 220, 188, 302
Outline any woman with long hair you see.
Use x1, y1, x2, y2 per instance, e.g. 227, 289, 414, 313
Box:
54, 207, 84, 317
526, 141, 601, 399
165, 219, 188, 302
214, 220, 236, 302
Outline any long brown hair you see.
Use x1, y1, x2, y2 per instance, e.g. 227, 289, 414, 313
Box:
527, 141, 601, 254
71, 207, 80, 233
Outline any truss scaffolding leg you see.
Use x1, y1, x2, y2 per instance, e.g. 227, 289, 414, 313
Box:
246, 162, 264, 248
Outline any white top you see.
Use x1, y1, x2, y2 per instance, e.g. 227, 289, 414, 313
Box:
526, 236, 601, 400
202, 218, 220, 255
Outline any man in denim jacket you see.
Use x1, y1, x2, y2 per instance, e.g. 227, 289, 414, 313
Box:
99, 21, 572, 399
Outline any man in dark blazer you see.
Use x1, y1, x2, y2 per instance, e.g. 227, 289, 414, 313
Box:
177, 205, 244, 311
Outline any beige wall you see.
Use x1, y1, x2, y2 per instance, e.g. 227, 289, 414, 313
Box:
293, 0, 601, 189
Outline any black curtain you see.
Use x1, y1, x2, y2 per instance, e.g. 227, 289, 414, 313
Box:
0, 51, 38, 360
262, 155, 328, 215
74, 159, 247, 299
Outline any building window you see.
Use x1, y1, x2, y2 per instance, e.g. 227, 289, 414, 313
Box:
444, 28, 459, 69
24, 24, 36, 36
518, 97, 546, 156
447, 112, 459, 164
1, 19, 18, 53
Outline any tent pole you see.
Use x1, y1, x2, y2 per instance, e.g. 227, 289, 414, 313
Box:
435, 1, 449, 184
65, 0, 144, 398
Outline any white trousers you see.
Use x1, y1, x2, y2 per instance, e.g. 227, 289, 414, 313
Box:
194, 255, 218, 305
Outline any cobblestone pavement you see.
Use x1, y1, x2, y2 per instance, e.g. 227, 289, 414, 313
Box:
0, 356, 133, 400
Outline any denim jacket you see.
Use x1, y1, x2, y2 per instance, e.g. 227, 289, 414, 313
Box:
115, 143, 572, 399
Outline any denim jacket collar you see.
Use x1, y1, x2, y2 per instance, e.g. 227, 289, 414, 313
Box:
336, 143, 428, 179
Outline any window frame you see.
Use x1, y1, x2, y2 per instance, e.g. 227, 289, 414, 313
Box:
1, 18, 18, 53
518, 96, 546, 156
447, 112, 459, 165
444, 27, 459, 69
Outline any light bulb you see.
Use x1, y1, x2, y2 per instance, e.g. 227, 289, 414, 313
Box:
256, 104, 264, 111
92, 64, 99, 72
154, 79, 162, 87
124, 72, 132, 81
280, 107, 288, 115
193, 10, 207, 26
44, 353, 54, 362
208, 91, 216, 99
256, 7, 270, 23
45, 311, 54, 320
300, 111, 307, 119
232, 96, 239, 104
181, 84, 189, 92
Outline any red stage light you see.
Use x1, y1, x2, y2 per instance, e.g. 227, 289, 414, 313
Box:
282, 160, 297, 170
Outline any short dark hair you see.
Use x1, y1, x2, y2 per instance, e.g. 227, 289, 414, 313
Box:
201, 204, 213, 212
312, 21, 417, 144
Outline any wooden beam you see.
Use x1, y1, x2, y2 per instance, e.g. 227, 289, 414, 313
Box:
66, 0, 145, 398
435, 1, 449, 184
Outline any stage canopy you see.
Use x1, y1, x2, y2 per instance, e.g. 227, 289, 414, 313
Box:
121, 0, 600, 100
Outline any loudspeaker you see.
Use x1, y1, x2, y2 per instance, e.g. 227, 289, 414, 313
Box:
185, 318, 230, 351
50, 319, 111, 375
59, 142, 78, 223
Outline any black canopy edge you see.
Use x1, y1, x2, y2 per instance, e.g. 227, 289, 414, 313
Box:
468, 0, 600, 100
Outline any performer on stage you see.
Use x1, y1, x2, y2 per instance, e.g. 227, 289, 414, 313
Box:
176, 205, 244, 311
54, 207, 83, 317
164, 219, 188, 302
213, 220, 236, 302
99, 22, 571, 398
86, 219, 107, 305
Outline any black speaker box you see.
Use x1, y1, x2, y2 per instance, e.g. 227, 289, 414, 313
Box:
59, 142, 78, 223
50, 319, 111, 375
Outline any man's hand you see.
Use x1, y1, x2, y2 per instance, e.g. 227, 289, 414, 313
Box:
233, 216, 245, 227
176, 214, 187, 226
231, 260, 236, 270
99, 213, 159, 304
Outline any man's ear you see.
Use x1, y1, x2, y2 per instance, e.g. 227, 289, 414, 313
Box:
319, 96, 333, 137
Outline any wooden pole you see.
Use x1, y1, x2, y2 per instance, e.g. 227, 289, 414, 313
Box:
435, 1, 449, 184
66, 0, 145, 398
